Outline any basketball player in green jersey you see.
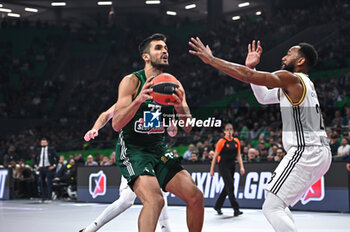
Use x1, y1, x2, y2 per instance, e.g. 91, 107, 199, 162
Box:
112, 34, 204, 232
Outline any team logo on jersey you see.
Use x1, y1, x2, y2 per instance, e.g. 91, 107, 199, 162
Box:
143, 110, 161, 128
300, 176, 325, 205
134, 118, 165, 134
89, 170, 106, 199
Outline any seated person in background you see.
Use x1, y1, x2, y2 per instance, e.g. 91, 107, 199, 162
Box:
54, 159, 77, 187
329, 135, 340, 156
85, 155, 98, 166
247, 148, 260, 163
100, 155, 110, 166
201, 147, 214, 163
274, 148, 285, 162
53, 156, 68, 199
184, 152, 200, 164
337, 138, 350, 159
74, 153, 85, 166
241, 146, 249, 162
267, 144, 278, 162
260, 147, 269, 162
16, 160, 35, 198
55, 155, 67, 177
109, 152, 117, 166
183, 144, 197, 160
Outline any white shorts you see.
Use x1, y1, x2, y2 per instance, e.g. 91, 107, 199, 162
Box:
265, 145, 332, 206
119, 176, 130, 192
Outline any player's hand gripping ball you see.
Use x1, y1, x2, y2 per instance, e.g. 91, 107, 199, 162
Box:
150, 73, 180, 105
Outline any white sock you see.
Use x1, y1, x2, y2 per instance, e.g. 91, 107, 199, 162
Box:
158, 190, 171, 232
262, 191, 297, 232
85, 187, 136, 232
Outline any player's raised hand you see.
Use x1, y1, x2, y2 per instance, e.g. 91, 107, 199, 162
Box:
135, 77, 153, 104
84, 129, 98, 141
188, 37, 214, 64
245, 40, 263, 69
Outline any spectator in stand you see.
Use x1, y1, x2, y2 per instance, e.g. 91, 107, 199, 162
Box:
201, 147, 214, 164
94, 153, 101, 164
337, 138, 350, 159
85, 154, 98, 166
241, 146, 249, 162
196, 142, 204, 157
267, 144, 278, 161
343, 107, 350, 126
247, 148, 259, 163
330, 135, 340, 156
55, 159, 77, 188
74, 153, 85, 166
331, 110, 345, 128
53, 155, 68, 198
260, 147, 269, 162
55, 155, 67, 176
109, 152, 116, 166
17, 160, 35, 198
183, 144, 196, 160
184, 151, 200, 164
100, 155, 110, 166
274, 148, 285, 162
5, 145, 18, 162
203, 140, 213, 152
250, 122, 263, 141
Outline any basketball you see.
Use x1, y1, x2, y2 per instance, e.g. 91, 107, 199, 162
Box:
150, 73, 180, 105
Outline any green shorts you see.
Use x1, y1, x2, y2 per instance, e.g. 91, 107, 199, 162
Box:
115, 139, 182, 191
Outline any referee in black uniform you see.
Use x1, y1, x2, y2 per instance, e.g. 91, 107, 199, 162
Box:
210, 123, 245, 216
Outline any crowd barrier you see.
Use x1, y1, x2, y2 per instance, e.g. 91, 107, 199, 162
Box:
76, 162, 350, 212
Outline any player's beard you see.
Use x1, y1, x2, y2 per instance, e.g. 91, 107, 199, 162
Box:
281, 60, 295, 72
151, 57, 169, 70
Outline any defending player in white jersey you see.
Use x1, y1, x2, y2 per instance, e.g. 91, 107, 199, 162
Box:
80, 103, 174, 232
189, 38, 331, 232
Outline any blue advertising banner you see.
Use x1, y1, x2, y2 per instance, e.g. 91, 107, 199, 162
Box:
77, 166, 121, 203
0, 169, 10, 200
77, 162, 349, 212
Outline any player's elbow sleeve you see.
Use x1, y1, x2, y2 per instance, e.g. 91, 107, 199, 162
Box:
251, 84, 279, 105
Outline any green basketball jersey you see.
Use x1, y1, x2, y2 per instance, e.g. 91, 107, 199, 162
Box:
118, 69, 173, 153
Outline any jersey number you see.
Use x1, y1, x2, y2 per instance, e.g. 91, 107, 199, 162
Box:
148, 104, 161, 111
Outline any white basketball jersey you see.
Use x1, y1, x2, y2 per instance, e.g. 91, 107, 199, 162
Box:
279, 73, 328, 151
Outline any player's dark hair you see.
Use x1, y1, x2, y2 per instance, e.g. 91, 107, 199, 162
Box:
41, 138, 48, 141
298, 42, 318, 68
138, 33, 167, 56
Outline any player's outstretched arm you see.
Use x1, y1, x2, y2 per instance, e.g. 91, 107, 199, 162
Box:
112, 75, 153, 132
189, 37, 299, 89
84, 104, 116, 141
